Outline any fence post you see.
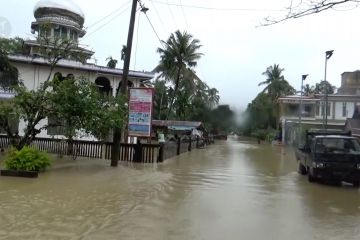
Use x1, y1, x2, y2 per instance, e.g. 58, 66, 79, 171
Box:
188, 136, 192, 151
158, 143, 164, 162
177, 138, 181, 155
133, 141, 142, 162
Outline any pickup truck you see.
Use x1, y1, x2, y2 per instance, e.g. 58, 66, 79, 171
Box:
295, 130, 360, 186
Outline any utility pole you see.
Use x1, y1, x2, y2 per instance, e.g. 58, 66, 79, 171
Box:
298, 74, 308, 147
111, 0, 138, 167
323, 50, 334, 131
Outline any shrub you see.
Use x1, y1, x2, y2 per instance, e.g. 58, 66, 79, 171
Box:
5, 146, 51, 171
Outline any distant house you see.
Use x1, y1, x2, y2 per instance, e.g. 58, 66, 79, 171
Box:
278, 71, 360, 144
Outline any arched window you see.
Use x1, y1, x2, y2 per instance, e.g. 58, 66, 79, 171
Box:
95, 77, 111, 96
116, 80, 133, 96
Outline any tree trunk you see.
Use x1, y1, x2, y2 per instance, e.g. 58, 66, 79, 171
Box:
166, 65, 182, 120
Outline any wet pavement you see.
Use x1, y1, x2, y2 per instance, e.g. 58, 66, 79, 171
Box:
0, 136, 360, 239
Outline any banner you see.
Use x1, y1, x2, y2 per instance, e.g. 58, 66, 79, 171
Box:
128, 88, 154, 137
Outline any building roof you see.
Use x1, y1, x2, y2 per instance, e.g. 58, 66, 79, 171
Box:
8, 55, 154, 80
34, 0, 85, 19
152, 120, 204, 131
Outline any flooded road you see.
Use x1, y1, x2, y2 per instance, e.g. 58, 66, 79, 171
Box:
1, 137, 360, 239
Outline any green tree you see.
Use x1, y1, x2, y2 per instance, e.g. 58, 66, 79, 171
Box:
155, 30, 203, 119
208, 105, 235, 134
0, 37, 25, 54
0, 49, 19, 91
106, 56, 118, 69
259, 64, 295, 102
313, 80, 336, 94
207, 87, 220, 108
153, 79, 169, 120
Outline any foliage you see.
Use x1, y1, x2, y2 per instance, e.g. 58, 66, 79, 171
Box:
242, 92, 275, 133
0, 37, 25, 54
106, 56, 118, 68
5, 146, 51, 171
262, 0, 357, 26
313, 80, 336, 94
259, 64, 295, 103
153, 79, 169, 120
0, 49, 20, 90
208, 105, 235, 134
155, 30, 203, 119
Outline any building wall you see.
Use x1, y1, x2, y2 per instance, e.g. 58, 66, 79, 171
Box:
334, 101, 355, 120
9, 61, 145, 140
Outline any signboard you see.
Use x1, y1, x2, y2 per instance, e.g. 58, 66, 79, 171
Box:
128, 88, 154, 137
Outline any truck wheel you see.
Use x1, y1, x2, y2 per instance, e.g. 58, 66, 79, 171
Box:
352, 181, 360, 188
308, 171, 316, 182
298, 162, 307, 175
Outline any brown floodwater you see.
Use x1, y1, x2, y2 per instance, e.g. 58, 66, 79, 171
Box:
1, 136, 360, 240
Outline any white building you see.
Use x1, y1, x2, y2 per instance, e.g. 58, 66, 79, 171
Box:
0, 0, 154, 139
278, 71, 360, 145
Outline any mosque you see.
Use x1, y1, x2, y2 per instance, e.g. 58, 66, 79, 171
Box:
1, 0, 154, 138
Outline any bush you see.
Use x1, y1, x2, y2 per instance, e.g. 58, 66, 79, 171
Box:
5, 146, 51, 171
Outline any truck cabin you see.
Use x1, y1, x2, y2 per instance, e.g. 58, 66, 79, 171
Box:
312, 135, 360, 154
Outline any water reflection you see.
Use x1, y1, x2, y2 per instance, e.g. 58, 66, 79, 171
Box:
0, 138, 360, 239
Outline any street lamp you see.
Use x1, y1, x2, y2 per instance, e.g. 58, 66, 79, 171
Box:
323, 50, 334, 130
298, 74, 308, 147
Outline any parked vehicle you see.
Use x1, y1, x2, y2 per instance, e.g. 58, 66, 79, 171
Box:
295, 129, 360, 186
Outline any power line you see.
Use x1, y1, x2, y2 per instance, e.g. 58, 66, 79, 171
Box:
85, 0, 132, 29
149, 0, 169, 34
144, 12, 163, 46
166, 0, 178, 29
179, 0, 189, 29
138, 1, 164, 46
83, 5, 131, 40
149, 0, 285, 12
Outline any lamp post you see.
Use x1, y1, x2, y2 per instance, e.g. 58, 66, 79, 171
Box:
298, 74, 308, 147
323, 50, 334, 130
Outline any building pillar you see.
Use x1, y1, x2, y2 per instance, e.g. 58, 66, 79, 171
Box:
282, 118, 286, 145
111, 78, 117, 97
332, 101, 335, 120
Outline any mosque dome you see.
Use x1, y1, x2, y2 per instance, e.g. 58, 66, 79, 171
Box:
33, 0, 85, 26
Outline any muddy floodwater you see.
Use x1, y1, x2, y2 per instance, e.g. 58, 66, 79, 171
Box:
1, 136, 360, 239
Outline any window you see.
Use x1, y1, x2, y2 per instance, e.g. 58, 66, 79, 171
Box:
54, 26, 60, 38
342, 102, 347, 117
60, 26, 68, 39
316, 102, 320, 116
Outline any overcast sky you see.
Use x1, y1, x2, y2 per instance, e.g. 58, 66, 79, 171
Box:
1, 0, 360, 110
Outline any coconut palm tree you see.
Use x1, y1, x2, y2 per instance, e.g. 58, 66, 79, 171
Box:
207, 88, 220, 108
259, 64, 295, 129
155, 30, 203, 119
259, 64, 295, 102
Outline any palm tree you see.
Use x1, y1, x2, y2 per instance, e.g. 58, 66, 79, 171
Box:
155, 30, 203, 119
106, 56, 118, 69
207, 88, 220, 108
259, 64, 295, 102
259, 64, 295, 128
